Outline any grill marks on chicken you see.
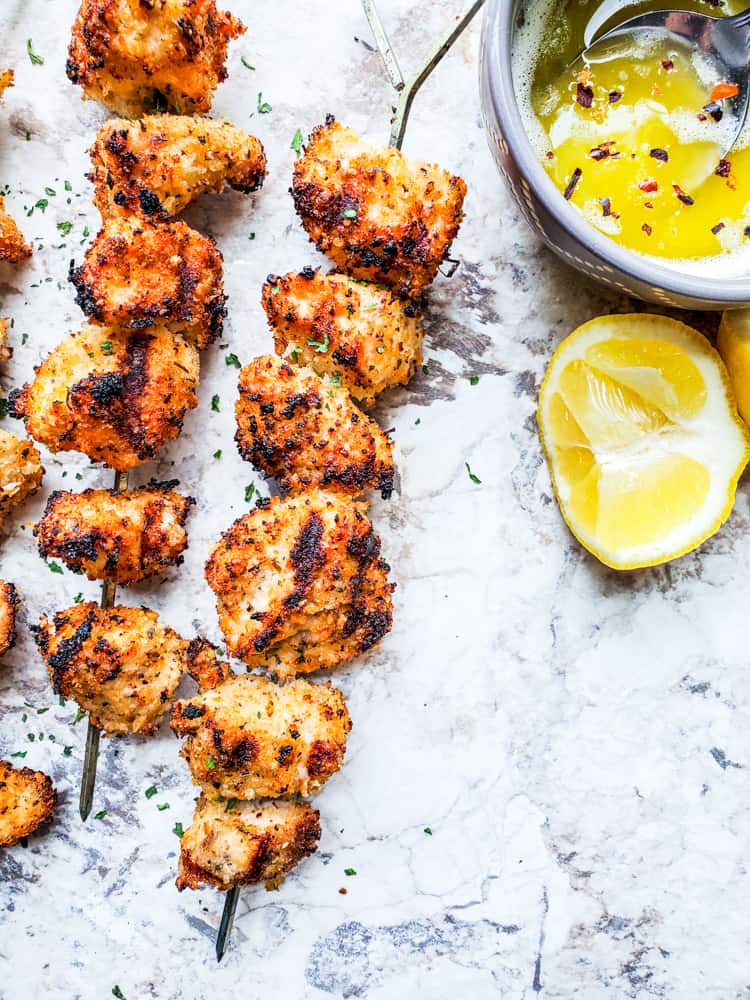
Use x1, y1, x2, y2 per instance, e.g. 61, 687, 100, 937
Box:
205, 490, 394, 678
292, 117, 467, 297
33, 603, 189, 735
235, 355, 394, 498
0, 760, 56, 847
176, 795, 321, 891
0, 581, 19, 658
263, 270, 423, 405
0, 429, 44, 530
89, 115, 267, 220
70, 216, 226, 348
35, 482, 194, 584
67, 0, 245, 117
9, 325, 200, 470
172, 673, 351, 800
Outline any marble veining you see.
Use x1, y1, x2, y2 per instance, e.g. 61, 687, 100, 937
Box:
0, 1, 748, 997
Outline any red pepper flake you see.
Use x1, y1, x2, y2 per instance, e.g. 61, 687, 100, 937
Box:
644, 201, 654, 209
697, 112, 708, 121
710, 82, 739, 102
641, 223, 652, 236
563, 167, 582, 200
608, 90, 623, 104
715, 158, 731, 177
703, 102, 723, 122
599, 196, 611, 217
546, 150, 555, 160
673, 183, 694, 206
576, 82, 594, 108
711, 222, 726, 235
339, 887, 348, 895
650, 148, 669, 162
661, 59, 674, 71
639, 179, 658, 193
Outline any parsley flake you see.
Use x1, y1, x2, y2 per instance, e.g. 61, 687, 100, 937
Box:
56, 221, 73, 237
27, 39, 44, 65
245, 483, 256, 503
145, 786, 157, 799
48, 561, 63, 574
211, 393, 220, 412
94, 810, 107, 820
241, 56, 255, 70
173, 822, 184, 838
307, 332, 330, 354
465, 462, 482, 485
290, 128, 304, 158
257, 92, 272, 114
225, 353, 241, 368
344, 867, 357, 876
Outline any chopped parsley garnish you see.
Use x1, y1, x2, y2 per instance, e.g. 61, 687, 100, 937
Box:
64, 180, 72, 192
73, 708, 86, 724
10, 751, 27, 758
73, 593, 84, 604
213, 449, 222, 460
424, 827, 433, 835
145, 786, 157, 799
173, 822, 184, 838
307, 332, 330, 354
48, 560, 63, 574
36, 707, 49, 715
257, 92, 272, 114
225, 798, 238, 811
330, 373, 341, 387
225, 353, 241, 368
56, 221, 73, 237
465, 462, 481, 485
342, 208, 357, 220
344, 867, 357, 876
100, 341, 114, 355
291, 128, 304, 158
245, 483, 256, 503
44, 186, 56, 197
157, 803, 170, 812
469, 375, 479, 385
35, 198, 48, 213
211, 393, 220, 412
59, 696, 66, 707
27, 39, 44, 65
422, 363, 429, 375
94, 810, 107, 820
206, 757, 216, 770
63, 746, 73, 756
241, 56, 255, 70
112, 987, 126, 999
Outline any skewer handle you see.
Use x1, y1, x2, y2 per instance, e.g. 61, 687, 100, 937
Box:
216, 887, 241, 962
361, 0, 405, 91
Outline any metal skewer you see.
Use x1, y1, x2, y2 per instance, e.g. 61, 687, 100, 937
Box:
79, 466, 129, 822
215, 0, 484, 962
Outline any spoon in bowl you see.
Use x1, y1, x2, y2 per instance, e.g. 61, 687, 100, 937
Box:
578, 6, 750, 153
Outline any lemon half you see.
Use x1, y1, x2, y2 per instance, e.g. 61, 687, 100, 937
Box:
538, 314, 750, 570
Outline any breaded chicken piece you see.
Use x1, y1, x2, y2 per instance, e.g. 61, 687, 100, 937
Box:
292, 118, 467, 297
9, 325, 199, 470
33, 603, 189, 735
177, 795, 321, 891
0, 196, 31, 263
205, 490, 394, 678
67, 0, 244, 117
0, 429, 44, 530
235, 355, 394, 499
0, 70, 13, 98
0, 760, 56, 847
263, 270, 423, 405
0, 581, 19, 657
0, 318, 11, 363
35, 482, 194, 584
90, 115, 266, 220
186, 636, 232, 692
70, 216, 225, 348
172, 673, 351, 800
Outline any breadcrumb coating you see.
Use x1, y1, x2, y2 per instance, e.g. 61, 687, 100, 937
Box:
0, 318, 11, 363
33, 603, 189, 735
0, 196, 31, 263
89, 115, 266, 219
292, 117, 466, 296
172, 673, 351, 800
176, 795, 321, 891
0, 581, 20, 658
35, 482, 194, 584
9, 325, 200, 470
263, 269, 423, 404
205, 490, 394, 678
235, 354, 394, 498
0, 429, 44, 530
70, 216, 225, 348
67, 0, 245, 116
0, 760, 56, 847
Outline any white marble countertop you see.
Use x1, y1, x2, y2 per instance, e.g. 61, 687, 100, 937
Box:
1, 1, 747, 997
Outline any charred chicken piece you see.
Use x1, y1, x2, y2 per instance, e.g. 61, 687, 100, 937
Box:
0, 429, 44, 530
292, 117, 467, 297
0, 581, 19, 657
172, 673, 351, 800
176, 795, 321, 891
9, 325, 200, 471
33, 603, 189, 735
67, 0, 245, 117
185, 637, 232, 692
235, 354, 394, 499
70, 216, 225, 348
263, 270, 423, 405
0, 760, 56, 847
35, 482, 194, 585
205, 490, 394, 678
90, 115, 267, 219
0, 196, 31, 263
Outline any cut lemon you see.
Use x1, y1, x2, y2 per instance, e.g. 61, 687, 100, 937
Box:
717, 310, 750, 427
538, 314, 750, 570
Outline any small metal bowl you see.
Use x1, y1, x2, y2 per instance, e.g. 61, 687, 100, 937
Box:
479, 0, 750, 310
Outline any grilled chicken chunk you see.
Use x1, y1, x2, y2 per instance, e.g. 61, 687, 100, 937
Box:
0, 429, 43, 530
90, 116, 266, 220
177, 795, 321, 891
70, 216, 225, 348
33, 603, 189, 735
67, 0, 245, 117
186, 637, 232, 692
0, 760, 56, 847
235, 355, 394, 498
205, 490, 394, 678
263, 270, 423, 405
35, 483, 194, 584
0, 317, 11, 363
292, 117, 467, 297
9, 325, 200, 471
0, 581, 19, 657
0, 196, 31, 263
172, 673, 351, 800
